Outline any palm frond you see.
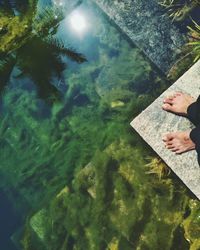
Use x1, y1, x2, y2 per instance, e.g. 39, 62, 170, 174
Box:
26, 0, 38, 19
33, 7, 64, 37
0, 54, 16, 93
45, 37, 87, 63
0, 54, 15, 72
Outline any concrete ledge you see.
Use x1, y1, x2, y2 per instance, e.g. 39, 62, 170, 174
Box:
131, 60, 200, 200
93, 0, 185, 74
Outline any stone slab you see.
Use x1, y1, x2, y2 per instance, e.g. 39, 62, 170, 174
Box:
131, 60, 200, 200
93, 0, 186, 74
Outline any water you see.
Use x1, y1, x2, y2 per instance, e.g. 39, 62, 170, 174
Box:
0, 0, 199, 249
0, 190, 21, 250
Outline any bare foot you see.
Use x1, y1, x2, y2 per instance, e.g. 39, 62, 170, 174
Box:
162, 131, 195, 154
162, 92, 196, 116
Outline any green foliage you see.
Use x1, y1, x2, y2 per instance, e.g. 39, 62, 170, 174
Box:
0, 54, 16, 93
33, 7, 64, 36
159, 0, 199, 22
162, 1, 200, 80
0, 0, 86, 102
0, 1, 198, 250
145, 157, 171, 180
188, 20, 200, 62
22, 141, 192, 250
182, 200, 200, 250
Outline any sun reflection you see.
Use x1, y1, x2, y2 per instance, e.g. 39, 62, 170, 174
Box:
68, 10, 89, 36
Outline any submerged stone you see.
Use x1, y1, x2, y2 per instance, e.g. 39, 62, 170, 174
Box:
30, 209, 48, 242
111, 100, 125, 108
182, 199, 200, 250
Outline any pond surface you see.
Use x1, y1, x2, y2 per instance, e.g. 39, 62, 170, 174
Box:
0, 0, 196, 249
0, 190, 22, 250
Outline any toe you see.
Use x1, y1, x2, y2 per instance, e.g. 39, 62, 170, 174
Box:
175, 149, 184, 154
164, 141, 173, 147
166, 145, 175, 149
175, 146, 186, 154
174, 92, 183, 96
171, 147, 179, 152
166, 94, 174, 99
166, 141, 173, 145
162, 136, 168, 142
163, 98, 174, 104
162, 133, 175, 142
162, 103, 175, 112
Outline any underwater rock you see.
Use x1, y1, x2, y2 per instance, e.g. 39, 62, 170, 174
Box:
30, 209, 48, 242
22, 140, 192, 250
182, 199, 200, 250
73, 162, 96, 193
108, 237, 119, 250
111, 100, 125, 108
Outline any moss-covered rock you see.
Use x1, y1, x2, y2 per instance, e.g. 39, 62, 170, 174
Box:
22, 141, 193, 250
182, 199, 200, 250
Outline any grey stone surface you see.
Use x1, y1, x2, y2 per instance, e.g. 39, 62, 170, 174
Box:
131, 60, 200, 200
92, 0, 186, 74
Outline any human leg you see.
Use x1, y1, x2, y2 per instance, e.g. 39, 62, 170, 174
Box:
187, 95, 200, 126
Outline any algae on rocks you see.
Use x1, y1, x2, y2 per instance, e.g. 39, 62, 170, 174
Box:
22, 141, 192, 250
0, 1, 199, 249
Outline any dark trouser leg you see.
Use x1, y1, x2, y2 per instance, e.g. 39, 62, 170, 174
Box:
187, 95, 200, 126
190, 127, 200, 165
187, 95, 200, 165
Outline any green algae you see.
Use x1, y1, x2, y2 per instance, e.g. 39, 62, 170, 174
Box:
159, 0, 200, 81
21, 141, 192, 250
0, 1, 199, 250
182, 199, 200, 250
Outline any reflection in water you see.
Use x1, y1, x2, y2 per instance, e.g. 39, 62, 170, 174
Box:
15, 36, 86, 102
68, 10, 90, 36
0, 55, 16, 94
0, 0, 86, 102
0, 0, 29, 15
0, 0, 199, 249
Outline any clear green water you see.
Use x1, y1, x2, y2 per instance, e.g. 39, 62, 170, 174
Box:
0, 0, 199, 249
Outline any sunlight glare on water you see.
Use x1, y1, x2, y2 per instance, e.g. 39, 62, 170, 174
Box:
69, 10, 89, 35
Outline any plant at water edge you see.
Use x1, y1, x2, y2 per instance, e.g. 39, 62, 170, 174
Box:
159, 0, 200, 22
145, 157, 171, 180
187, 19, 200, 62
